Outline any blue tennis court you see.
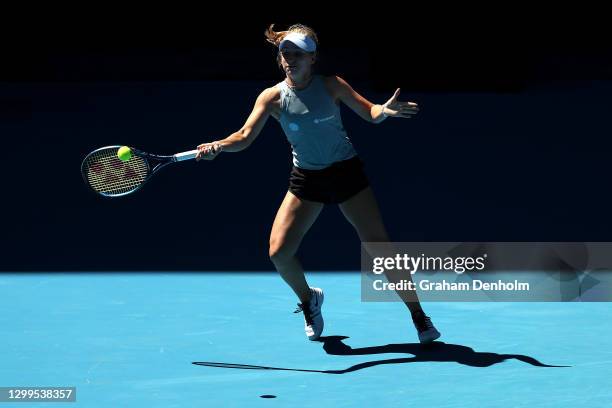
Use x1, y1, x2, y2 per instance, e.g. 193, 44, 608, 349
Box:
2, 272, 610, 407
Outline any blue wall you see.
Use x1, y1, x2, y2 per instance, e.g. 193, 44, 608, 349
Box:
2, 79, 611, 270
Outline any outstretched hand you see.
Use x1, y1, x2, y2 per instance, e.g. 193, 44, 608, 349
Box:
383, 88, 419, 119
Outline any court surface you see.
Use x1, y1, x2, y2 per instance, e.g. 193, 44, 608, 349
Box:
1, 272, 610, 407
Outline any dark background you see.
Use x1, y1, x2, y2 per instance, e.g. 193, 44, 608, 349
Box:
2, 11, 611, 271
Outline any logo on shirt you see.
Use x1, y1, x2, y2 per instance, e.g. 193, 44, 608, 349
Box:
314, 115, 335, 124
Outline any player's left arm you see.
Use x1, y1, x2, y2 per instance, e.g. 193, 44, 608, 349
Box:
325, 76, 419, 124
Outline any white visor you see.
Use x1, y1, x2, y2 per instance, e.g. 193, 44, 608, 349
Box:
279, 32, 317, 53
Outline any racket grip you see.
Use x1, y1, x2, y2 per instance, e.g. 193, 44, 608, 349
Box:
173, 150, 200, 161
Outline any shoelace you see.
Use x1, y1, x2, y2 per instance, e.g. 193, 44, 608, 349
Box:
294, 303, 314, 325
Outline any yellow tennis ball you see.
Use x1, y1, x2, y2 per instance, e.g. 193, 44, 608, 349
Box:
117, 146, 132, 162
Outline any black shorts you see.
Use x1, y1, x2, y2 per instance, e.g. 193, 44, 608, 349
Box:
289, 156, 370, 204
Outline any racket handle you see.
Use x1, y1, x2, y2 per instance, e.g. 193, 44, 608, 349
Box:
173, 150, 200, 162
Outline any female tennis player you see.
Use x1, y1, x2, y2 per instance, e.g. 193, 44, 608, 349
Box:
196, 24, 440, 343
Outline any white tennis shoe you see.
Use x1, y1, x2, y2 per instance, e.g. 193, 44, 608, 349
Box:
294, 287, 324, 340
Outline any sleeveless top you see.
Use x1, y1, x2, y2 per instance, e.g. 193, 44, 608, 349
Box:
277, 75, 357, 170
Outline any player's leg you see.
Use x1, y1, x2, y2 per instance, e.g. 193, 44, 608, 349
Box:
337, 187, 422, 311
269, 190, 323, 303
269, 191, 325, 340
338, 186, 441, 343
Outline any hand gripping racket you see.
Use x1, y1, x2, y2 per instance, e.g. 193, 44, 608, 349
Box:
81, 145, 199, 197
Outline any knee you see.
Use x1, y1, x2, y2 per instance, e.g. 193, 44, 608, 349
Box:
353, 223, 390, 244
358, 230, 390, 244
269, 238, 295, 264
361, 235, 389, 243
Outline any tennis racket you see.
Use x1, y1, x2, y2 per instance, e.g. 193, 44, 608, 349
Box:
81, 145, 199, 197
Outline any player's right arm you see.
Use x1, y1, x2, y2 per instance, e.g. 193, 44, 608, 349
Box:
196, 87, 280, 160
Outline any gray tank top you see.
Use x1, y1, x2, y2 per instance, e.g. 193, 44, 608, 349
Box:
277, 75, 357, 170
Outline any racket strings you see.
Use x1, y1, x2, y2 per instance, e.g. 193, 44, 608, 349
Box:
83, 148, 149, 196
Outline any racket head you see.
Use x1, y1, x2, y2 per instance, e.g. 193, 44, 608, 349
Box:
81, 145, 151, 197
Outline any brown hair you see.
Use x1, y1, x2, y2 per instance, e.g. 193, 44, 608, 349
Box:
264, 23, 319, 50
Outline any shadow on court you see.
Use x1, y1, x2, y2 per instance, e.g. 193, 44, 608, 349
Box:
192, 336, 569, 373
